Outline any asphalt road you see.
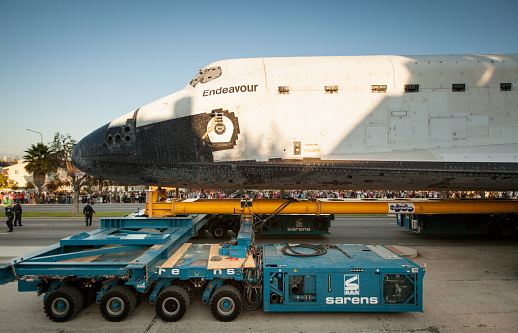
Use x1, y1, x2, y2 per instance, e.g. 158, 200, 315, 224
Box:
0, 217, 517, 332
1, 216, 511, 249
20, 203, 144, 213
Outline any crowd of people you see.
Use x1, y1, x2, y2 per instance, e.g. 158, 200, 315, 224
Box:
0, 190, 148, 205
2, 188, 517, 233
1, 189, 517, 206
167, 189, 518, 200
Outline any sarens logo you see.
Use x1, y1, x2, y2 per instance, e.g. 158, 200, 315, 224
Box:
326, 274, 378, 305
344, 274, 360, 295
325, 274, 379, 305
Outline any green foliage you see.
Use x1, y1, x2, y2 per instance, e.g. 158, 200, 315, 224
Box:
0, 174, 16, 189
23, 143, 53, 175
48, 132, 76, 170
23, 142, 54, 192
48, 132, 93, 214
46, 132, 86, 187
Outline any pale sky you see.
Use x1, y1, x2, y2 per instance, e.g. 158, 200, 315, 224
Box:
1, 0, 517, 158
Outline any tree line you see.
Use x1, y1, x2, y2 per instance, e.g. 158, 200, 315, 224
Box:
23, 132, 89, 214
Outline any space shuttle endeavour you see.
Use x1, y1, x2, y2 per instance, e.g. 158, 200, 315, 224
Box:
72, 54, 518, 190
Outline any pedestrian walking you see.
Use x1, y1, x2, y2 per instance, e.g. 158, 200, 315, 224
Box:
14, 201, 23, 226
83, 202, 95, 226
5, 204, 14, 232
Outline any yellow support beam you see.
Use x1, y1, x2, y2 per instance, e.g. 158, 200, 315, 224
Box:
145, 193, 518, 217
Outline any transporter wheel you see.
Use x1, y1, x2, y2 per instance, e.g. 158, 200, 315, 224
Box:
209, 285, 242, 322
155, 285, 190, 322
491, 215, 516, 238
192, 226, 205, 238
44, 286, 84, 322
173, 281, 195, 302
497, 222, 514, 238
211, 224, 227, 238
81, 287, 98, 309
99, 285, 137, 322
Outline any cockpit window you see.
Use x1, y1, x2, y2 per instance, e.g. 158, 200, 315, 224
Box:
190, 70, 205, 87
190, 66, 222, 87
201, 66, 222, 83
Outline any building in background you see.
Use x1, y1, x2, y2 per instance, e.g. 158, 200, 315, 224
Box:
2, 161, 37, 188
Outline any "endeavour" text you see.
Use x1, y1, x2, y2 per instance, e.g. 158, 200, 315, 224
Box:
203, 84, 258, 97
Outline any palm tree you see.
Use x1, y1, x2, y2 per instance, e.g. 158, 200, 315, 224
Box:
24, 143, 52, 193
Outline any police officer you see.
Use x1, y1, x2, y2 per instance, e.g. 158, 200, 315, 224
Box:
3, 194, 12, 216
13, 201, 23, 226
83, 202, 95, 226
6, 204, 14, 232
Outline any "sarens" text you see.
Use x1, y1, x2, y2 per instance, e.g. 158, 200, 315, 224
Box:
326, 296, 379, 305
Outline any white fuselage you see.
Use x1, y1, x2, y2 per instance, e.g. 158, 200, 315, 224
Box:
112, 54, 518, 164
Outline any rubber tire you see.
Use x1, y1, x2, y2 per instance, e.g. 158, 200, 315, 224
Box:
155, 285, 190, 322
192, 226, 206, 239
174, 281, 195, 303
99, 285, 138, 322
81, 287, 97, 309
44, 286, 84, 322
209, 285, 242, 322
498, 222, 514, 238
211, 225, 227, 239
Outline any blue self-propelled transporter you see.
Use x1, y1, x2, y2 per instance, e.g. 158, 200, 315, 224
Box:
0, 213, 424, 322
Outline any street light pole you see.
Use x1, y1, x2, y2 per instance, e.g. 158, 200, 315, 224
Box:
26, 128, 43, 144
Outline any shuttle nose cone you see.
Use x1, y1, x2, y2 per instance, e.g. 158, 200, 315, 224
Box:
71, 123, 110, 176
71, 142, 82, 170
